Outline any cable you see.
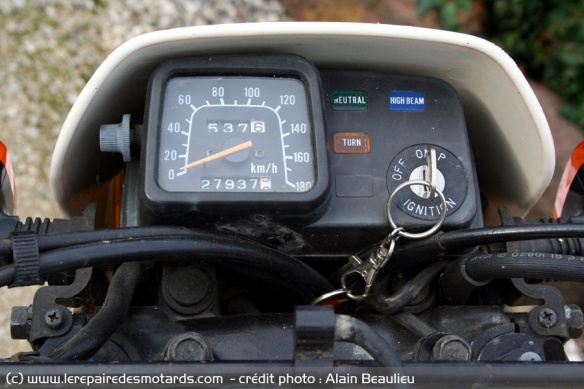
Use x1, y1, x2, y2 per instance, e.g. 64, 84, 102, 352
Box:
4, 222, 584, 282
6, 222, 584, 258
49, 262, 144, 361
373, 260, 449, 314
440, 252, 584, 304
0, 227, 333, 301
440, 224, 584, 250
37, 227, 213, 252
335, 314, 403, 367
392, 223, 584, 267
0, 226, 209, 256
5, 222, 584, 298
2, 235, 332, 302
465, 252, 584, 282
0, 265, 14, 286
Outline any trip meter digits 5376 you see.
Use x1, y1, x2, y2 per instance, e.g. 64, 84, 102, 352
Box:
143, 55, 329, 215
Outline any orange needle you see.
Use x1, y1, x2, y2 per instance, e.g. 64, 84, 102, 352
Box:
183, 140, 253, 169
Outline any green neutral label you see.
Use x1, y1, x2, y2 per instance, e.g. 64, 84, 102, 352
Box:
331, 90, 368, 111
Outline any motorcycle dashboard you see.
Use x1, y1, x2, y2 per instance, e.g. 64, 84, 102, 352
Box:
51, 24, 554, 220
142, 53, 477, 235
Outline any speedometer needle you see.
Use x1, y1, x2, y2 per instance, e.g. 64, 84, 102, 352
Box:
183, 140, 253, 169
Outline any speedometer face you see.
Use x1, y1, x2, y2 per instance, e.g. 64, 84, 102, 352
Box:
143, 55, 329, 216
158, 77, 315, 193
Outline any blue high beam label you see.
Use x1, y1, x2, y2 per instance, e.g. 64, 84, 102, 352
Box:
389, 90, 426, 112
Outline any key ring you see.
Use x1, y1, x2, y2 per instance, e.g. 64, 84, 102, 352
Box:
386, 179, 447, 240
336, 182, 447, 302
311, 289, 349, 305
314, 158, 449, 304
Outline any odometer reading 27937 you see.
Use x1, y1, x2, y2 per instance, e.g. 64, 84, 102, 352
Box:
159, 77, 314, 193
143, 55, 329, 215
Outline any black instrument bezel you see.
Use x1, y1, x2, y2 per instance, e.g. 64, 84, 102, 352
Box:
142, 54, 330, 216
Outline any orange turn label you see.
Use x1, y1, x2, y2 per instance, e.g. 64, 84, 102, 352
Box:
333, 132, 371, 154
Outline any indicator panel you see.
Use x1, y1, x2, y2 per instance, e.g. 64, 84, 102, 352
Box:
318, 69, 478, 235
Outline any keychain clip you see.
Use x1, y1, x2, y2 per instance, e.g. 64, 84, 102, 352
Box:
340, 228, 402, 300
340, 178, 447, 301
314, 146, 448, 304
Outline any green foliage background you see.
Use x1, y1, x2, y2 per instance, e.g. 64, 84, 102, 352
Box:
419, 0, 584, 129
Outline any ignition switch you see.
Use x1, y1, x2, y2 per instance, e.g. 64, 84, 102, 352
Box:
386, 144, 468, 221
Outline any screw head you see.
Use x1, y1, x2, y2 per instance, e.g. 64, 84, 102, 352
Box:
164, 332, 212, 361
519, 351, 542, 362
537, 308, 557, 328
432, 335, 472, 361
44, 309, 63, 329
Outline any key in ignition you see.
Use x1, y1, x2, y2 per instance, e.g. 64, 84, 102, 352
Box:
386, 144, 468, 221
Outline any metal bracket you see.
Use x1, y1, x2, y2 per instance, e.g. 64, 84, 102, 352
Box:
511, 278, 583, 339
29, 268, 93, 343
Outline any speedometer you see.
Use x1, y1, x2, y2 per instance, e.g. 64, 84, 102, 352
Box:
159, 77, 314, 193
143, 55, 329, 215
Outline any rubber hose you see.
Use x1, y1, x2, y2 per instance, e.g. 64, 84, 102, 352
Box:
465, 252, 584, 282
0, 265, 15, 286
335, 314, 403, 367
35, 236, 332, 302
391, 223, 584, 268
374, 260, 449, 314
440, 252, 584, 305
49, 262, 144, 361
0, 226, 213, 256
35, 226, 213, 252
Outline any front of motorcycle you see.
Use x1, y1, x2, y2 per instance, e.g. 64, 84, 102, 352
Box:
0, 22, 582, 387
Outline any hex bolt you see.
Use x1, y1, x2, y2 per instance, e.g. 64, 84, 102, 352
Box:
537, 308, 557, 328
164, 332, 213, 362
44, 309, 63, 329
10, 306, 33, 340
565, 304, 584, 338
432, 335, 472, 361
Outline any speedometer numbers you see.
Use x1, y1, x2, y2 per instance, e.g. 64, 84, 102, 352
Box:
143, 55, 329, 215
159, 77, 314, 193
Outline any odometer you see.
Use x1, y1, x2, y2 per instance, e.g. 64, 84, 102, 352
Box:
143, 55, 329, 215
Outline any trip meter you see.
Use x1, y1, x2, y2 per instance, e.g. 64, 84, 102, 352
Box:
143, 55, 329, 215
